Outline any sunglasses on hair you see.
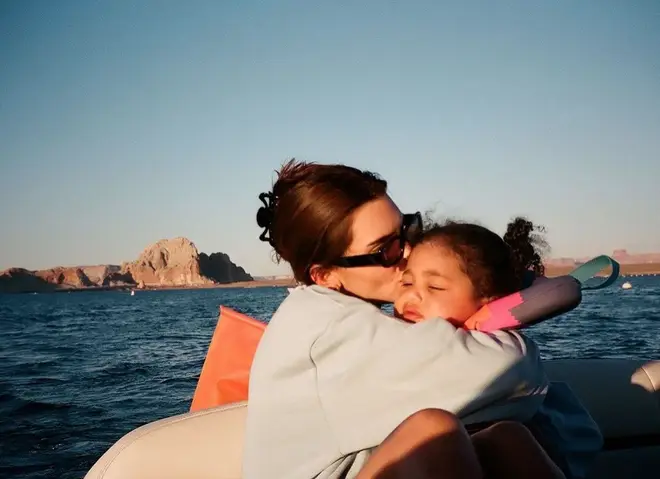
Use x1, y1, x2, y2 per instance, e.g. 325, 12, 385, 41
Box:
333, 212, 423, 268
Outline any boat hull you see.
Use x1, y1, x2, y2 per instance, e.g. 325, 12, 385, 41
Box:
85, 359, 660, 479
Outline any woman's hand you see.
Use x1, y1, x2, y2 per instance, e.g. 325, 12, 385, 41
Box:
462, 307, 491, 331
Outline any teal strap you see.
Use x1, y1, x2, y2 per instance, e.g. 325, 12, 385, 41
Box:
568, 255, 620, 290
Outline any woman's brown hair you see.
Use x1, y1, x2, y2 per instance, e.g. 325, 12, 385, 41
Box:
257, 159, 387, 284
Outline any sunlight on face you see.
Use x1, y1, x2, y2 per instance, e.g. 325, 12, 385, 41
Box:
393, 242, 483, 326
333, 195, 408, 303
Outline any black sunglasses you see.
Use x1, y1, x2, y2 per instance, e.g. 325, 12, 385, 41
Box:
333, 212, 423, 268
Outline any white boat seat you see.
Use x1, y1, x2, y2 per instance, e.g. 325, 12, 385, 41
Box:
85, 359, 660, 479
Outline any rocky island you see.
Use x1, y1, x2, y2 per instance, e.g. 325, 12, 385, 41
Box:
0, 237, 253, 294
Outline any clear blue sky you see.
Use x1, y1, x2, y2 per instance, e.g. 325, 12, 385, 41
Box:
1, 1, 659, 276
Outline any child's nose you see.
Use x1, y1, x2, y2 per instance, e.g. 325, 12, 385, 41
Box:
406, 287, 422, 302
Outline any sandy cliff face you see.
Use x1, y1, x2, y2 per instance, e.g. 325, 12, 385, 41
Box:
121, 237, 214, 287
80, 265, 121, 284
122, 238, 253, 287
0, 237, 253, 293
35, 267, 95, 288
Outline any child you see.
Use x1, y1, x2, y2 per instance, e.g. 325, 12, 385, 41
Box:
394, 217, 546, 328
394, 217, 602, 479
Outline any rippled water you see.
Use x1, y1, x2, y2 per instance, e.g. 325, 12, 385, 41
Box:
1, 278, 659, 478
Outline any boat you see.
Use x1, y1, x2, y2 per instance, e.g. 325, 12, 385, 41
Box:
84, 357, 660, 478
622, 282, 632, 290
85, 257, 659, 478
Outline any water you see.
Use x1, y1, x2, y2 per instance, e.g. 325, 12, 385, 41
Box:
1, 278, 659, 478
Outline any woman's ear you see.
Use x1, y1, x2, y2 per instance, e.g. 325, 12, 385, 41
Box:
309, 265, 342, 290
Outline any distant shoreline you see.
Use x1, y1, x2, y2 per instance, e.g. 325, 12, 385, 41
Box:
10, 277, 297, 294
0, 236, 256, 295
544, 263, 660, 278
7, 264, 659, 294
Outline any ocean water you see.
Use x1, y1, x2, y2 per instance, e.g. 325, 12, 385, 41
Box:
1, 277, 659, 478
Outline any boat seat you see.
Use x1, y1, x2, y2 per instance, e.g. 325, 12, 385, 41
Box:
545, 359, 660, 478
85, 359, 660, 479
85, 401, 247, 479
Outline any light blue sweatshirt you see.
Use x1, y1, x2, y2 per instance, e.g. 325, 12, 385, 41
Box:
242, 285, 592, 479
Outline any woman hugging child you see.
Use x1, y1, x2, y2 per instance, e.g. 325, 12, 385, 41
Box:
393, 216, 602, 479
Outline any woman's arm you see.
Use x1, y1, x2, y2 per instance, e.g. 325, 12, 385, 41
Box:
311, 304, 548, 455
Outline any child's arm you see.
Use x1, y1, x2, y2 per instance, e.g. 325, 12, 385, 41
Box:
464, 277, 601, 478
464, 275, 582, 332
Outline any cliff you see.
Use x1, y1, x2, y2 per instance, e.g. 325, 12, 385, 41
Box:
0, 268, 59, 293
121, 237, 252, 287
199, 251, 252, 284
0, 237, 252, 293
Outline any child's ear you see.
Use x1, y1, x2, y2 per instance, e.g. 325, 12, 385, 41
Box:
309, 265, 341, 290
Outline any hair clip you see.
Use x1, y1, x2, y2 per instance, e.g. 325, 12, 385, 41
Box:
256, 192, 276, 246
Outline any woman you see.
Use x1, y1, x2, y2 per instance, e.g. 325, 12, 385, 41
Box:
243, 160, 563, 479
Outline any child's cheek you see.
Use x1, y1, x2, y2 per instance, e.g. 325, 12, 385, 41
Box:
392, 297, 402, 313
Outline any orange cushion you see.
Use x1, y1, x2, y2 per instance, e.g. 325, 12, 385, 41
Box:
190, 306, 266, 412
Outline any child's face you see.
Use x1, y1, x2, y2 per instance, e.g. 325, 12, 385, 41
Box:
394, 242, 485, 326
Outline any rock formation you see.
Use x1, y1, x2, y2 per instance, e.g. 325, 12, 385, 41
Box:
122, 237, 250, 287
121, 237, 252, 287
120, 238, 209, 287
35, 267, 95, 288
0, 237, 253, 293
102, 270, 135, 287
80, 265, 121, 284
199, 251, 252, 284
0, 268, 58, 293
